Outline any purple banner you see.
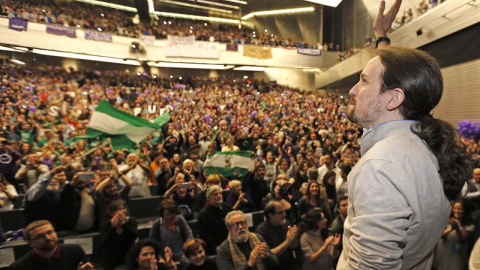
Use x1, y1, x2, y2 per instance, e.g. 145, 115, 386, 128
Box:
9, 17, 28, 32
84, 30, 112, 42
46, 24, 76, 38
226, 43, 238, 52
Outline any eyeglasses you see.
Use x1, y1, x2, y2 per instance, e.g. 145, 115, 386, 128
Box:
275, 210, 285, 215
229, 221, 247, 228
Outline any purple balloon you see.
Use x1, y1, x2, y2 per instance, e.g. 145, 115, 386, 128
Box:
1, 86, 6, 90
32, 95, 38, 100
29, 106, 37, 112
25, 86, 30, 91
205, 115, 211, 123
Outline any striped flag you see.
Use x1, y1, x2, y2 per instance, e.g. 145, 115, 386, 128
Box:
81, 100, 169, 150
204, 151, 254, 178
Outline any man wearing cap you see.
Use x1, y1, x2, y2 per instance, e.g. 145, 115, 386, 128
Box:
8, 220, 94, 270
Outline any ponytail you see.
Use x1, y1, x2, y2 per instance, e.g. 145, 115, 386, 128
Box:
411, 116, 472, 200
377, 47, 472, 201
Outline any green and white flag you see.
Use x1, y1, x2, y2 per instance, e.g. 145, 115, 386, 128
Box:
81, 100, 168, 150
204, 151, 254, 178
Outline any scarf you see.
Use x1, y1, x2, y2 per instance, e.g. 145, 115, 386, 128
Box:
228, 232, 264, 270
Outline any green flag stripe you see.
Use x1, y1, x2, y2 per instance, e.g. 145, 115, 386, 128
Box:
206, 150, 253, 158
95, 100, 159, 129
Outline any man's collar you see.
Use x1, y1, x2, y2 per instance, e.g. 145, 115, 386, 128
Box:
32, 244, 60, 260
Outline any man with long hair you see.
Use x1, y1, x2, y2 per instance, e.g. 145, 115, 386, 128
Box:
337, 1, 471, 269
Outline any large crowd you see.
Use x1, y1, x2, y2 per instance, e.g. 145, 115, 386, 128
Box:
1, 0, 325, 48
0, 61, 479, 269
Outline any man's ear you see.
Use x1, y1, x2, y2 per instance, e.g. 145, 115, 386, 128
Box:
385, 88, 405, 111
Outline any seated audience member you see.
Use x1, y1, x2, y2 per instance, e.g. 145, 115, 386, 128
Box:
297, 181, 332, 224
164, 173, 199, 221
226, 180, 254, 213
256, 201, 299, 270
462, 167, 480, 211
24, 166, 66, 227
119, 153, 152, 198
182, 238, 218, 270
197, 185, 232, 255
242, 162, 270, 211
8, 220, 94, 270
330, 196, 348, 236
95, 166, 132, 225
194, 174, 221, 212
217, 210, 278, 270
299, 209, 341, 270
101, 199, 138, 270
154, 156, 174, 195
0, 172, 18, 210
221, 137, 239, 152
149, 199, 194, 261
322, 171, 337, 213
433, 200, 475, 270
268, 180, 297, 225
15, 153, 49, 189
57, 171, 98, 233
126, 239, 176, 270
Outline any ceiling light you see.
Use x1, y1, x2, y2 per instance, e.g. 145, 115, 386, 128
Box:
302, 0, 342, 7
155, 11, 239, 24
160, 0, 233, 14
234, 66, 266, 72
0, 46, 26, 52
241, 7, 315, 20
77, 0, 238, 24
223, 0, 247, 4
194, 0, 240, 9
31, 49, 140, 65
10, 59, 26, 65
74, 0, 136, 12
147, 0, 155, 12
149, 62, 234, 70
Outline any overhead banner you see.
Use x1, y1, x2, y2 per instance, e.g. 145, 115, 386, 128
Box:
164, 41, 220, 59
167, 35, 195, 45
297, 48, 322, 56
46, 24, 76, 38
140, 34, 156, 46
243, 45, 272, 59
84, 30, 112, 42
8, 17, 28, 31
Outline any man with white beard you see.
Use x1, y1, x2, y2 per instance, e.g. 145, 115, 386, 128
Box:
217, 210, 278, 270
118, 153, 151, 198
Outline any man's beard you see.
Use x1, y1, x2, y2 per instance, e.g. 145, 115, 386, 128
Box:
234, 230, 249, 243
41, 240, 58, 251
346, 99, 357, 123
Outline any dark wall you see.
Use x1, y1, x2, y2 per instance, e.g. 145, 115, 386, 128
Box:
323, 0, 370, 50
252, 8, 322, 45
